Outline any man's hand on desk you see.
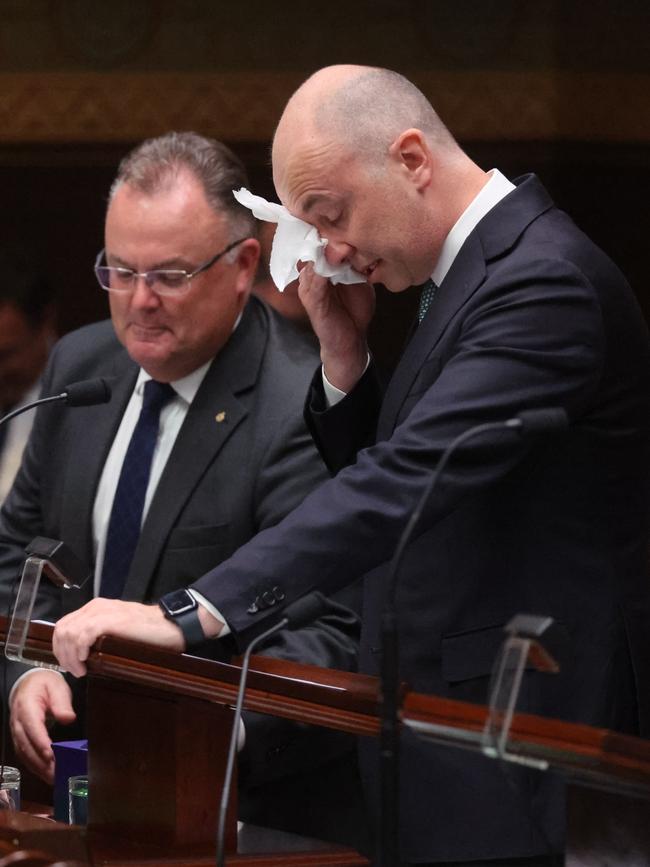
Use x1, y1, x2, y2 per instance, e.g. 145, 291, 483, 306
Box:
10, 671, 76, 783
52, 598, 224, 678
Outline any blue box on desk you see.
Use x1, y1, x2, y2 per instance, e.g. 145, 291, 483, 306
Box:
52, 739, 87, 822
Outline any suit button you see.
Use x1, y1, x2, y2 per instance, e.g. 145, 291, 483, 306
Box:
247, 597, 262, 614
262, 590, 276, 606
272, 586, 285, 602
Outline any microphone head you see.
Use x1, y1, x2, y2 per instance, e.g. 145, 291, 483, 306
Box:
515, 407, 569, 435
64, 378, 112, 407
283, 592, 329, 629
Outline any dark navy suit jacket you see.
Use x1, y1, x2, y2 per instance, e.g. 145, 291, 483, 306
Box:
192, 175, 650, 862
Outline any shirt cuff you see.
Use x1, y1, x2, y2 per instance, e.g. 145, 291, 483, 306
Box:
322, 353, 371, 408
188, 589, 231, 637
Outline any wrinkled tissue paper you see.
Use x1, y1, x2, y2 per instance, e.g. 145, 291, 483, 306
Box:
233, 187, 364, 291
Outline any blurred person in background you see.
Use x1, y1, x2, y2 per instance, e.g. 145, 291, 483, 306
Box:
252, 221, 311, 329
0, 245, 56, 500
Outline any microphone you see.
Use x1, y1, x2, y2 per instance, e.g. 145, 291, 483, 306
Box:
216, 591, 329, 867
0, 377, 112, 427
378, 407, 569, 867
504, 408, 569, 436
62, 378, 112, 407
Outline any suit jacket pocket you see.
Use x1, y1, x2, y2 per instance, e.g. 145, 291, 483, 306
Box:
441, 623, 507, 683
167, 522, 230, 550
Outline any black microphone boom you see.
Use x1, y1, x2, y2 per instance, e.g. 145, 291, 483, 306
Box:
0, 378, 112, 428
378, 407, 568, 867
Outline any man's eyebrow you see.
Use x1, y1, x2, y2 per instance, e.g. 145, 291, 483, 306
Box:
300, 193, 328, 217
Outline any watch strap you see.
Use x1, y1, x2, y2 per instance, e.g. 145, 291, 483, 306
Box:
159, 592, 206, 647
173, 605, 206, 647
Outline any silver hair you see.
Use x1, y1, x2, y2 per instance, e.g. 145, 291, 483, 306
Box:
109, 131, 257, 245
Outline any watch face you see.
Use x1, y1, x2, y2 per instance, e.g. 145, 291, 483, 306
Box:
162, 589, 196, 616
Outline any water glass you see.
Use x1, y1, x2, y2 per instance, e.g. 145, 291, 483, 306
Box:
68, 775, 88, 825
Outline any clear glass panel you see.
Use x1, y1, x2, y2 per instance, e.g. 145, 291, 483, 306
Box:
5, 555, 63, 671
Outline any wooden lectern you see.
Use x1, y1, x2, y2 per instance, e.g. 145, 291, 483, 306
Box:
2, 619, 650, 866
0, 620, 375, 866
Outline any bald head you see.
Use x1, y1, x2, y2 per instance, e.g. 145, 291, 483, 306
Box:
273, 65, 459, 174
272, 65, 486, 293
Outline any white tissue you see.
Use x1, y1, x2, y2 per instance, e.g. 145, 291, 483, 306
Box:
233, 188, 365, 291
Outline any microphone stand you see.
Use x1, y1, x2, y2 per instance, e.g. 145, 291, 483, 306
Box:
0, 394, 70, 427
215, 592, 327, 867
378, 409, 568, 867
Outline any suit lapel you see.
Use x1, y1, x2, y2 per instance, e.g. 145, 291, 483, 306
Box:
122, 303, 266, 600
378, 174, 555, 439
378, 234, 487, 438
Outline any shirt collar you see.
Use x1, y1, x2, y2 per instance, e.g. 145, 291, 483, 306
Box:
432, 168, 515, 286
135, 359, 212, 405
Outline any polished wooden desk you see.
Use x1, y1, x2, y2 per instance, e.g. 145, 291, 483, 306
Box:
3, 619, 650, 865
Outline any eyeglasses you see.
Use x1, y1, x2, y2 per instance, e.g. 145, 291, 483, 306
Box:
94, 239, 247, 297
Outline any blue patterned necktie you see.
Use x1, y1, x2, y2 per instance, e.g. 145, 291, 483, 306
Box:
417, 278, 437, 323
99, 379, 175, 599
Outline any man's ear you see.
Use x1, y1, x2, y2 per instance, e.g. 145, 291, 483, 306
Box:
234, 238, 261, 297
389, 128, 432, 191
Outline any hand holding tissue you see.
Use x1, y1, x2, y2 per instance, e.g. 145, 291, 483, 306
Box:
233, 188, 365, 291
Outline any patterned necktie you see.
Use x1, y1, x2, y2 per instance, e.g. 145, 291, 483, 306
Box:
100, 379, 176, 599
417, 278, 437, 323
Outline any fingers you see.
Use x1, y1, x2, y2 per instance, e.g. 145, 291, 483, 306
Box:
297, 265, 332, 310
53, 597, 120, 677
47, 680, 77, 726
10, 672, 75, 784
52, 598, 186, 676
52, 611, 92, 678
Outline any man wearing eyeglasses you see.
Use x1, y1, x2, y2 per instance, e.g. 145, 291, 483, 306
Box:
0, 131, 364, 847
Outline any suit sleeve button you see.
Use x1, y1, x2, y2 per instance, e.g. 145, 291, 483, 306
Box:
262, 590, 276, 606
272, 586, 285, 601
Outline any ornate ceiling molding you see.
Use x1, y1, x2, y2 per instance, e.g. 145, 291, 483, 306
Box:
0, 70, 647, 144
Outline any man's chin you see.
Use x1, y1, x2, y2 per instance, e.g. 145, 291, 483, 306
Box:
124, 337, 174, 377
367, 264, 412, 294
382, 278, 412, 294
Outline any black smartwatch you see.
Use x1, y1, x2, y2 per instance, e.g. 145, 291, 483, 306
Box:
159, 588, 205, 647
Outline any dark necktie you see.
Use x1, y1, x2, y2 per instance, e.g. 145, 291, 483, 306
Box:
100, 379, 176, 599
417, 278, 437, 322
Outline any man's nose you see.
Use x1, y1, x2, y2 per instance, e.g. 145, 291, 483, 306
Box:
324, 238, 355, 266
131, 274, 161, 308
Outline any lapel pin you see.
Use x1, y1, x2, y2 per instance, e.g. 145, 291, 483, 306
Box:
215, 411, 226, 423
